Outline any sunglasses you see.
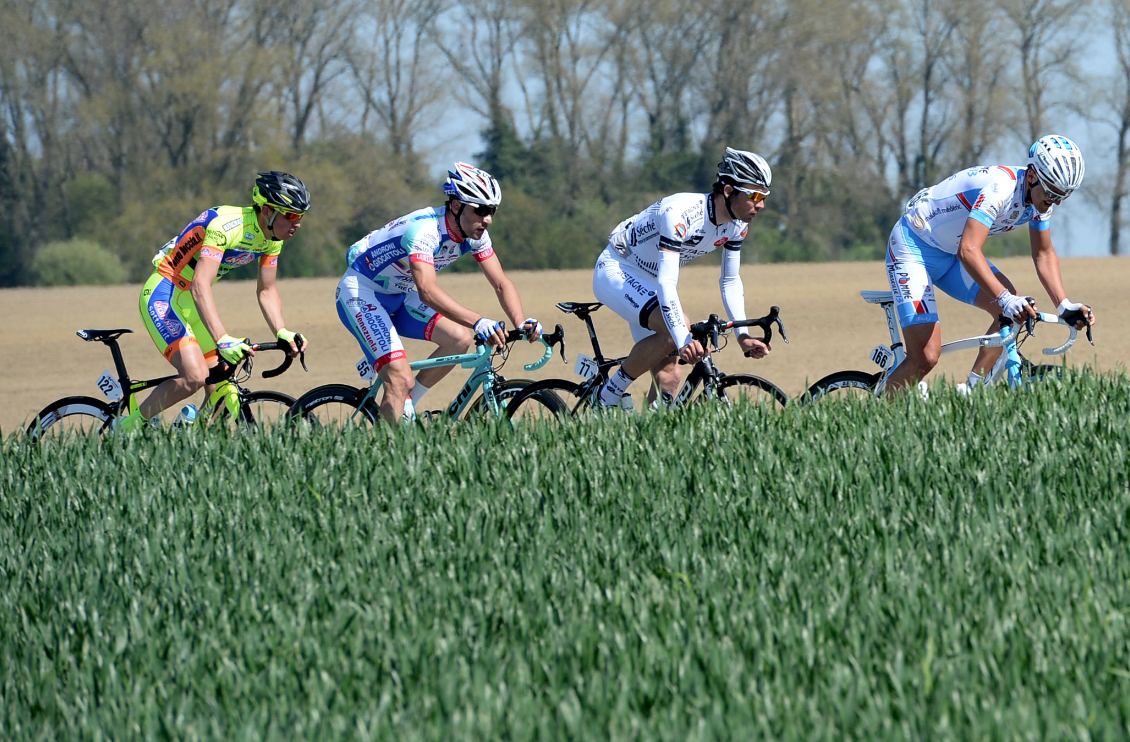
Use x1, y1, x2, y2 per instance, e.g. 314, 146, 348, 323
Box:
1040, 182, 1068, 205
275, 208, 305, 222
732, 184, 769, 203
470, 204, 497, 217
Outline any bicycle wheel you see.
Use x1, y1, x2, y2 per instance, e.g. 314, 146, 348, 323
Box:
706, 374, 789, 409
504, 379, 578, 425
237, 390, 296, 428
801, 370, 881, 404
286, 384, 378, 429
26, 396, 115, 440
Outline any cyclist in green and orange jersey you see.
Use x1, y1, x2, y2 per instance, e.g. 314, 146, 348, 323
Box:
117, 171, 311, 431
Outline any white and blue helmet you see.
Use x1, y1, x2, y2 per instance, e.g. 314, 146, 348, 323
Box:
1028, 135, 1085, 197
443, 162, 502, 207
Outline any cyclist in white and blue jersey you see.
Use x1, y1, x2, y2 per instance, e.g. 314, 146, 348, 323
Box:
591, 147, 774, 408
884, 134, 1096, 393
336, 163, 542, 424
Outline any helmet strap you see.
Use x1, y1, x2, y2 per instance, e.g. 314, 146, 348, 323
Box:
723, 189, 739, 221
449, 201, 469, 241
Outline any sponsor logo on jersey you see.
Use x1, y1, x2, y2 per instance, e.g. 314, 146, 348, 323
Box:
164, 318, 184, 335
205, 228, 228, 247
223, 251, 256, 266
714, 238, 727, 247
673, 223, 687, 239
154, 301, 169, 319
199, 245, 223, 261
223, 218, 243, 231
242, 232, 256, 244
633, 220, 658, 243
912, 215, 927, 230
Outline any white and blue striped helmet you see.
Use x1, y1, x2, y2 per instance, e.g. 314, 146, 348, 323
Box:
443, 162, 502, 207
1028, 135, 1084, 197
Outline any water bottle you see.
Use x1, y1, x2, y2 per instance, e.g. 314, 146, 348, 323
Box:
173, 404, 198, 427
401, 396, 417, 423
618, 393, 634, 412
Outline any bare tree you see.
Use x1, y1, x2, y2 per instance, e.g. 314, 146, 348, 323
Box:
348, 0, 443, 159
1102, 0, 1130, 255
995, 0, 1090, 144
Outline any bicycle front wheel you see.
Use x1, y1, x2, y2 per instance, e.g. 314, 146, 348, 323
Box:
286, 384, 378, 429
462, 378, 533, 420
26, 396, 115, 440
237, 390, 297, 428
802, 370, 881, 404
706, 374, 789, 410
504, 379, 578, 425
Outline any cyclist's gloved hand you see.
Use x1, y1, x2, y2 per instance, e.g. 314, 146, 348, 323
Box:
520, 317, 543, 341
994, 290, 1034, 321
474, 317, 504, 343
217, 334, 253, 364
276, 327, 305, 354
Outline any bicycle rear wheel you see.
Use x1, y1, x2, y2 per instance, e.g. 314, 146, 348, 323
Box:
706, 374, 789, 409
26, 396, 115, 440
802, 370, 881, 404
237, 390, 297, 428
286, 384, 378, 428
504, 379, 578, 425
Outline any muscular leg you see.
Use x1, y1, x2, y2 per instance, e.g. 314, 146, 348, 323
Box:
969, 272, 1017, 378
414, 317, 473, 390
648, 355, 682, 404
621, 306, 677, 381
138, 345, 209, 418
378, 357, 415, 426
884, 322, 942, 394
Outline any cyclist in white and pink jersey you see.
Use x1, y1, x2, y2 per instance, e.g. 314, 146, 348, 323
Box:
885, 134, 1096, 393
336, 162, 542, 424
591, 147, 773, 408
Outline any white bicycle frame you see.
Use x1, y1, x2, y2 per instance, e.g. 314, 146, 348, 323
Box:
860, 290, 1079, 393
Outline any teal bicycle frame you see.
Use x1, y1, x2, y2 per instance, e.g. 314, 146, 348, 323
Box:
288, 326, 566, 426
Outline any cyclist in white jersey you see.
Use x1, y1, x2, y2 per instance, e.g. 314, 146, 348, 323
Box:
336, 162, 543, 424
885, 134, 1096, 392
591, 148, 773, 408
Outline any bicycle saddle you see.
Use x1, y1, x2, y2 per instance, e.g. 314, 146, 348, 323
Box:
76, 328, 134, 342
556, 301, 603, 314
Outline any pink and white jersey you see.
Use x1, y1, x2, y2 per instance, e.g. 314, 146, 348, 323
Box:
606, 193, 748, 275
345, 206, 495, 294
903, 165, 1052, 254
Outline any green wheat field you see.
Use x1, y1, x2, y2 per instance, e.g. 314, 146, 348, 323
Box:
3, 373, 1129, 740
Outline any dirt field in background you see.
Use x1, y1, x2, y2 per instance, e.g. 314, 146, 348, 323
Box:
2, 256, 1125, 434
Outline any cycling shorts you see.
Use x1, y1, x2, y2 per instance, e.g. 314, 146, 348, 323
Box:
885, 216, 1001, 328
139, 272, 219, 362
592, 246, 661, 342
336, 268, 441, 370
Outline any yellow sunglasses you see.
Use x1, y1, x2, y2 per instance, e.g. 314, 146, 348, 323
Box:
732, 184, 769, 203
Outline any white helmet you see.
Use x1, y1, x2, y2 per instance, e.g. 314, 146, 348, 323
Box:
443, 162, 502, 207
717, 147, 772, 191
1028, 135, 1084, 198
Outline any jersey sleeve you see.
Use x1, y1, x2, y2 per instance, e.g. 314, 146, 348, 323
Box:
199, 216, 230, 263
966, 174, 1012, 229
467, 233, 496, 262
259, 240, 283, 267
1029, 205, 1053, 230
404, 223, 441, 265
657, 202, 689, 251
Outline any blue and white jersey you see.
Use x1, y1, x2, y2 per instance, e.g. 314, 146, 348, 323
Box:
902, 165, 1052, 255
606, 193, 748, 276
344, 206, 495, 294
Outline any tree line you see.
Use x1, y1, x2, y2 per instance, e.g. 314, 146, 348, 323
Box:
2, 0, 1127, 287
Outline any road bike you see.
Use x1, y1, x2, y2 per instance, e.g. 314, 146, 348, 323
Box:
26, 328, 306, 439
802, 290, 1092, 402
285, 325, 567, 427
503, 302, 790, 423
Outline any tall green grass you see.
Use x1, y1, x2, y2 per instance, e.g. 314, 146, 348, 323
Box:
2, 372, 1129, 740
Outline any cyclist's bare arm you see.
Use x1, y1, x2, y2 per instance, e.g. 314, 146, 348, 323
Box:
256, 263, 307, 352
1029, 228, 1096, 328
477, 254, 534, 337
411, 260, 482, 328
189, 256, 230, 347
